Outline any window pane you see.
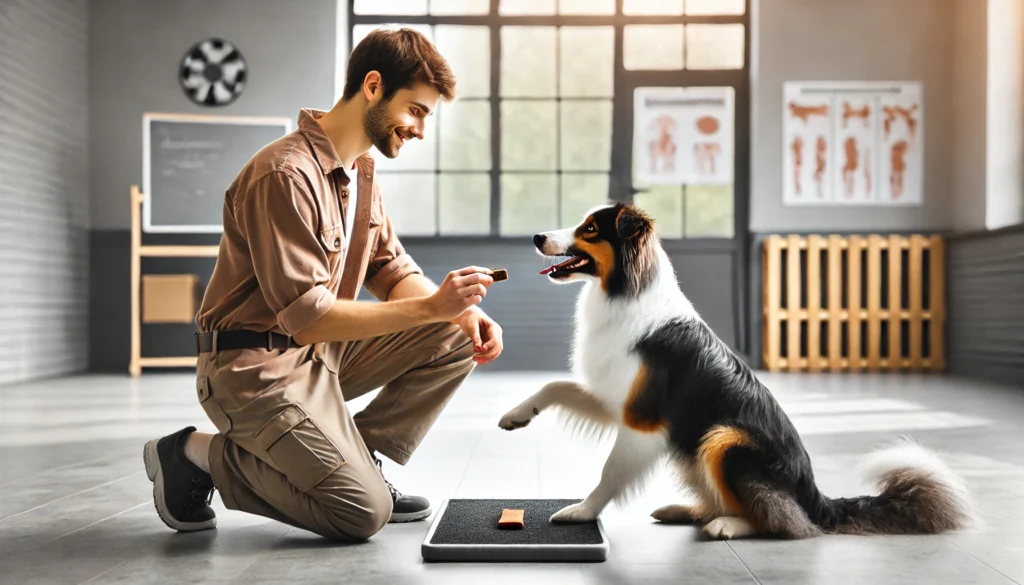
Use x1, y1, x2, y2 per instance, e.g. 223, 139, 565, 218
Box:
560, 27, 614, 98
500, 0, 556, 14
686, 0, 745, 15
377, 173, 437, 236
623, 0, 683, 15
560, 100, 613, 171
430, 0, 489, 14
633, 186, 683, 238
685, 184, 733, 237
435, 26, 489, 98
501, 27, 557, 97
440, 99, 491, 171
624, 25, 684, 70
686, 24, 745, 70
370, 107, 438, 172
501, 100, 557, 170
559, 0, 615, 14
560, 174, 609, 227
439, 173, 490, 235
500, 173, 559, 235
355, 0, 427, 14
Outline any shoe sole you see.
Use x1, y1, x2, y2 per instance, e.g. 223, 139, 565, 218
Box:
389, 507, 432, 523
143, 439, 217, 532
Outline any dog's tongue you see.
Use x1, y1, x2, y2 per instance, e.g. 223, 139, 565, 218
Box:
540, 265, 556, 275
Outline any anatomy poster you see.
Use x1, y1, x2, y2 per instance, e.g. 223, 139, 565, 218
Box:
633, 86, 734, 186
782, 81, 923, 206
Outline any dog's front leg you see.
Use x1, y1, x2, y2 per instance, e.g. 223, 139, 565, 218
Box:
498, 380, 613, 431
550, 427, 667, 523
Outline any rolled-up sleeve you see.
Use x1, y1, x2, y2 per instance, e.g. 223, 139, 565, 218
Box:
234, 171, 335, 336
364, 191, 423, 301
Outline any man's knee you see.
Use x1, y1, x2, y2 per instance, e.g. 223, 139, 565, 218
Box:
317, 468, 394, 542
431, 322, 476, 366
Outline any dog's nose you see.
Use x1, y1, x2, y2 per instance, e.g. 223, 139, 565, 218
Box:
533, 234, 547, 248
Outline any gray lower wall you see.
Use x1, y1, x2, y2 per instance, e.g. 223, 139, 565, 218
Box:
0, 0, 90, 385
89, 233, 740, 373
947, 226, 1024, 387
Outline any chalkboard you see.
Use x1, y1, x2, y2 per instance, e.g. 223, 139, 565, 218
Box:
142, 113, 292, 232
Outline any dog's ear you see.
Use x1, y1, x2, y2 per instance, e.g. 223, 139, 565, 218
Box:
616, 206, 651, 239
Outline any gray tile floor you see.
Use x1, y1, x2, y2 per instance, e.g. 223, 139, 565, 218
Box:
1, 370, 1023, 584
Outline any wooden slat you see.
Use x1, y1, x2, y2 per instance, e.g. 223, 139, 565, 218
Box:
806, 235, 823, 372
763, 237, 783, 371
929, 236, 946, 370
888, 235, 903, 371
866, 235, 883, 370
786, 235, 803, 372
139, 357, 197, 368
130, 186, 143, 377
848, 235, 864, 371
141, 245, 220, 257
908, 235, 924, 368
827, 235, 843, 371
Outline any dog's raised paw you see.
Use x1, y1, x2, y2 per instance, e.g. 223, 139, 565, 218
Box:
498, 405, 537, 431
550, 503, 597, 523
702, 516, 755, 540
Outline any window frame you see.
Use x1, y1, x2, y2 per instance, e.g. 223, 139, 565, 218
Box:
347, 0, 751, 243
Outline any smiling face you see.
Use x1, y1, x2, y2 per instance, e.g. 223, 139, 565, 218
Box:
534, 203, 659, 297
364, 80, 439, 159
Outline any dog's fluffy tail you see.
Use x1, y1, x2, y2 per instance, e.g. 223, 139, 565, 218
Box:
813, 438, 978, 535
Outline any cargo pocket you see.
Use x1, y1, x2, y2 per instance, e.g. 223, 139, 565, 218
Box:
197, 375, 233, 434
253, 404, 346, 492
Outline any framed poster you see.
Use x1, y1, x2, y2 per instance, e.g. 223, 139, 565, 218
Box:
782, 81, 923, 206
633, 86, 734, 186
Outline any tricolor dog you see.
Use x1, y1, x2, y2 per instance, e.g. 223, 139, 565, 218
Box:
498, 203, 976, 540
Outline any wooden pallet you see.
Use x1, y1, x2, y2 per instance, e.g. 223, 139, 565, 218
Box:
762, 234, 945, 372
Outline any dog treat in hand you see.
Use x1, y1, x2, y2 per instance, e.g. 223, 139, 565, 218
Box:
498, 508, 524, 529
491, 269, 508, 282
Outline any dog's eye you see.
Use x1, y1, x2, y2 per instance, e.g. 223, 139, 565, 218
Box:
586, 224, 596, 233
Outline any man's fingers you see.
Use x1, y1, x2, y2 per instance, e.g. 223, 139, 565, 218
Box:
458, 284, 488, 298
453, 266, 494, 277
453, 273, 494, 288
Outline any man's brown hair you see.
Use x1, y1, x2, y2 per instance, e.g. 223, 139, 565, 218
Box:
343, 27, 457, 103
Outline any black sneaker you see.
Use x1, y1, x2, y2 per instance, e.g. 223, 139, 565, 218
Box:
374, 456, 432, 523
143, 426, 217, 532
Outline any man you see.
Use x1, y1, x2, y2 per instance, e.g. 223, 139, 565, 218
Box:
142, 27, 503, 542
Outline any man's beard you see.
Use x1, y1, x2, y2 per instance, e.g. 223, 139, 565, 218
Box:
364, 99, 400, 159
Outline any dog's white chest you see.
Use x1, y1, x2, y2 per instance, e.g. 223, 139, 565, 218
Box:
571, 290, 644, 410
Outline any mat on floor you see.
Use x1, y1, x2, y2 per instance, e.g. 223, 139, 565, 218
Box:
421, 499, 608, 562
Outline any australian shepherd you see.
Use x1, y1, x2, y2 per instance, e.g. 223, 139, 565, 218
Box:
498, 202, 976, 540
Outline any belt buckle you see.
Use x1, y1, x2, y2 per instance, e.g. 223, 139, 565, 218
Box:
267, 331, 275, 351
211, 330, 219, 355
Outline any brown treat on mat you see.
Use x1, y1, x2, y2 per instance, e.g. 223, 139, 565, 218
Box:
498, 508, 524, 529
492, 269, 508, 282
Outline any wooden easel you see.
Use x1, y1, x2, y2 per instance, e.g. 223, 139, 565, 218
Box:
129, 184, 219, 377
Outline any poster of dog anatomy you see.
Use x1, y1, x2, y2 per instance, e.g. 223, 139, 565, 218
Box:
782, 81, 923, 206
633, 86, 734, 186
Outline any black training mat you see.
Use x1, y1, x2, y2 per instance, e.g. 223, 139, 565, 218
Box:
421, 499, 608, 562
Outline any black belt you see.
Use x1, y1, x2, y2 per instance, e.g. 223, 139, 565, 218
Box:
195, 329, 300, 354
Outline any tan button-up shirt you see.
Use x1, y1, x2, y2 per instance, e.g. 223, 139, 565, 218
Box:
196, 108, 422, 337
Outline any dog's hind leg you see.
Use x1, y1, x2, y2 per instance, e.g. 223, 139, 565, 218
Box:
709, 445, 821, 540
498, 380, 614, 437
550, 427, 667, 523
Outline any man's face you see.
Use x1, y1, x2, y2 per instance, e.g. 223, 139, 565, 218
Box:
364, 82, 440, 159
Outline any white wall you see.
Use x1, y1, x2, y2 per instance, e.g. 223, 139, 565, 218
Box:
985, 0, 1024, 230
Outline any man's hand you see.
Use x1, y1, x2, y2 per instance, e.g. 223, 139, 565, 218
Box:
424, 267, 495, 322
453, 307, 504, 365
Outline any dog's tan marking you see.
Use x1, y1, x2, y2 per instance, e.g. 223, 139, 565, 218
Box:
697, 425, 754, 515
622, 364, 663, 432
574, 237, 615, 292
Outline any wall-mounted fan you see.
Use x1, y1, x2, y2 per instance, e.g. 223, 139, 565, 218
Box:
179, 38, 247, 106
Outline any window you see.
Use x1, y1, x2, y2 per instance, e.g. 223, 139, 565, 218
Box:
349, 0, 748, 239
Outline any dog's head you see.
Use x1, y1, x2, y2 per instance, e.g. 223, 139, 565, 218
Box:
534, 202, 659, 297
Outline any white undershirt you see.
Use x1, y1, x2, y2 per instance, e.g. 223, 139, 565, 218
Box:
344, 164, 358, 261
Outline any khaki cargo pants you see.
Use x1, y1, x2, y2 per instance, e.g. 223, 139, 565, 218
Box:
195, 322, 475, 542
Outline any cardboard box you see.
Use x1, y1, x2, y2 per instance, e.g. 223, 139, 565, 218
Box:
142, 274, 199, 323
